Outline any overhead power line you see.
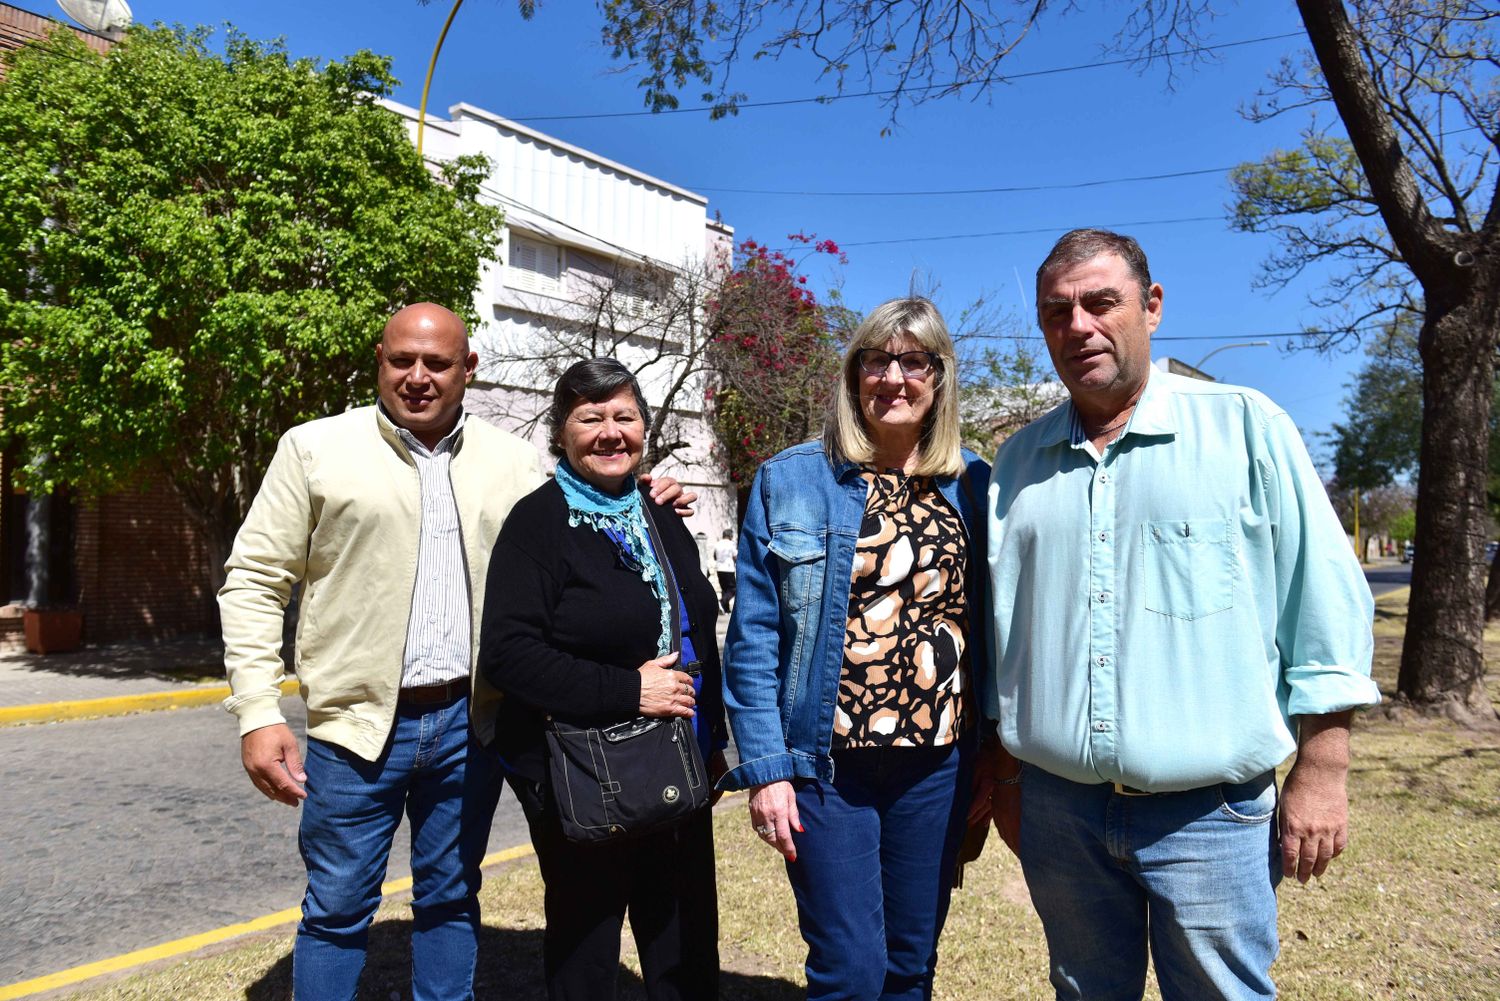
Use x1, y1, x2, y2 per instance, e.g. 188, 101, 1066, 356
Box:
509, 29, 1307, 123
769, 215, 1227, 252
690, 166, 1237, 197
990, 327, 1382, 343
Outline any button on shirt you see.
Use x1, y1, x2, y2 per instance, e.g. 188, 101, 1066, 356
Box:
987, 370, 1379, 791
393, 411, 471, 689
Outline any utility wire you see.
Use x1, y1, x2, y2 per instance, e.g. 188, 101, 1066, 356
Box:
508, 30, 1307, 123
768, 215, 1226, 252
690, 166, 1236, 197
457, 167, 1363, 347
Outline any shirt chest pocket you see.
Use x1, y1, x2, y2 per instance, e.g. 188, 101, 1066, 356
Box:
767, 529, 827, 613
1141, 518, 1236, 620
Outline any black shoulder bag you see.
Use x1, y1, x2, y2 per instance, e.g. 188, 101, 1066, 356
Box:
543, 507, 710, 844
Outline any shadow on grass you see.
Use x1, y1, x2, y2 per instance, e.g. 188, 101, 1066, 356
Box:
246, 920, 802, 1000
1350, 744, 1500, 818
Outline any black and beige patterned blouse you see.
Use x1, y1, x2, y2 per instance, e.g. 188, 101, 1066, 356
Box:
835, 469, 970, 747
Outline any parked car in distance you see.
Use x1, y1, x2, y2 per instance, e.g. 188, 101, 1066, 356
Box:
1401, 542, 1414, 564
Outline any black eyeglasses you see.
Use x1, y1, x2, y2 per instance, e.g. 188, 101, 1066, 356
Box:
857, 349, 939, 378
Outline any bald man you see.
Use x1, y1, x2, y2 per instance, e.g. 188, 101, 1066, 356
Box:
220, 304, 689, 1000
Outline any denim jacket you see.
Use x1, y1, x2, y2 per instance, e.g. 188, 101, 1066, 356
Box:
719, 440, 993, 790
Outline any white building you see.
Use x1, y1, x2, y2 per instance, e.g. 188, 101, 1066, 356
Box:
385, 98, 737, 557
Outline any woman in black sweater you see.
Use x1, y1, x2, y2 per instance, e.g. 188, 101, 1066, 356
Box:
477, 358, 725, 1001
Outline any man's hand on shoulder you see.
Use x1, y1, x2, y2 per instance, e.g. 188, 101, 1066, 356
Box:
241, 722, 308, 806
640, 472, 697, 517
1280, 710, 1354, 884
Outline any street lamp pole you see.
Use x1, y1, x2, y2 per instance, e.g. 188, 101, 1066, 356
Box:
1193, 340, 1272, 373
417, 0, 466, 159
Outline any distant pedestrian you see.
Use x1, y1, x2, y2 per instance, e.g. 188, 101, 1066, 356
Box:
713, 528, 737, 613
218, 303, 692, 1001
981, 229, 1380, 1000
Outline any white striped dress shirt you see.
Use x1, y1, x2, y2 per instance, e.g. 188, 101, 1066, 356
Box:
393, 412, 472, 689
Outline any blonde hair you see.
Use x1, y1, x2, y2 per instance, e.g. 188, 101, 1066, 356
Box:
826, 296, 964, 478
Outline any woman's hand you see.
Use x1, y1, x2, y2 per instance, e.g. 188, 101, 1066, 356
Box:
748, 780, 801, 862
637, 652, 695, 717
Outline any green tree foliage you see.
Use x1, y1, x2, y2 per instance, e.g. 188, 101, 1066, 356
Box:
1390, 508, 1416, 544
0, 25, 503, 580
1328, 320, 1423, 493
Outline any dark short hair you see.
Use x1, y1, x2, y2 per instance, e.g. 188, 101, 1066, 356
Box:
547, 358, 652, 457
1035, 229, 1154, 317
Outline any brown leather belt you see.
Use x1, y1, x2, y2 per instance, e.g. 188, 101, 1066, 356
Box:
398, 677, 470, 705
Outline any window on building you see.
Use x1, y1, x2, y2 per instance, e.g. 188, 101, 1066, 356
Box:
506, 234, 564, 296
614, 263, 676, 318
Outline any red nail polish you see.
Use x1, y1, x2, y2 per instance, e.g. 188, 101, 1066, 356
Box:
795, 822, 805, 833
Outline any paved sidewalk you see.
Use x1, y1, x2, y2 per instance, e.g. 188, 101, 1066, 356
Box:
0, 635, 225, 708
0, 612, 730, 717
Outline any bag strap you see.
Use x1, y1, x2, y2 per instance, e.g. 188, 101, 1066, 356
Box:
638, 502, 683, 658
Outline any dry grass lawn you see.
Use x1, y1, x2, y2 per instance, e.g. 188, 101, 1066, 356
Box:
59, 589, 1500, 1000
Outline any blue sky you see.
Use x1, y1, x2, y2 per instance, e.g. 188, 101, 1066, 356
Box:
60, 0, 1375, 461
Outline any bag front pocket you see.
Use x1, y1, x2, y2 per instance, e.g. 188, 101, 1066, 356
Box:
1141, 518, 1236, 620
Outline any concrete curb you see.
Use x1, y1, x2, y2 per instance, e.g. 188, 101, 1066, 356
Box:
1374, 585, 1411, 606
0, 679, 300, 728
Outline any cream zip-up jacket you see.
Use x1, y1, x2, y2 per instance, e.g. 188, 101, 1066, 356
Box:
219, 405, 542, 761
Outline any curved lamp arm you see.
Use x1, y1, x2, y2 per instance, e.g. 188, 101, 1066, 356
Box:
418, 0, 466, 159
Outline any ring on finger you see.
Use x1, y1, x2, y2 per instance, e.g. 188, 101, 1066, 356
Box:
754, 824, 775, 837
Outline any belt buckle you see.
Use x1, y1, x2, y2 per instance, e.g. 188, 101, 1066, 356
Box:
1111, 782, 1152, 797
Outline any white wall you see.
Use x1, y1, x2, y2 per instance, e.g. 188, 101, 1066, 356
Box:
385, 97, 738, 551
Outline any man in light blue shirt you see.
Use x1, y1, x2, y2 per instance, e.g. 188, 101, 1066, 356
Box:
983, 229, 1379, 1000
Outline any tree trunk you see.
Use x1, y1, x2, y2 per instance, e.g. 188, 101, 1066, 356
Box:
1398, 295, 1498, 718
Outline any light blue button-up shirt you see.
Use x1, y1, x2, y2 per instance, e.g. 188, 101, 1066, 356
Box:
987, 370, 1379, 791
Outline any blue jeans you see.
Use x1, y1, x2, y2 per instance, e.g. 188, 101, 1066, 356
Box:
293, 694, 502, 1001
1018, 766, 1282, 1001
786, 741, 974, 1001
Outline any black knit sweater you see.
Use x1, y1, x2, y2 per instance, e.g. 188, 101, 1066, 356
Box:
477, 478, 725, 783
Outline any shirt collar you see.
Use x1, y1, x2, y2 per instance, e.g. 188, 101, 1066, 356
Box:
1040, 366, 1177, 450
378, 402, 466, 456
1125, 368, 1177, 438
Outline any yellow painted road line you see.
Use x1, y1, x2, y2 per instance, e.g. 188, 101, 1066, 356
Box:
1375, 585, 1410, 606
0, 842, 540, 1000
0, 679, 300, 727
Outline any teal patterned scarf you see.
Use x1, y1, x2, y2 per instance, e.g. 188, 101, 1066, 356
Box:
554, 458, 671, 656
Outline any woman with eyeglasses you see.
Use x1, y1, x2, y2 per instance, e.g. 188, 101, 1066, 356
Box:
717, 297, 998, 1001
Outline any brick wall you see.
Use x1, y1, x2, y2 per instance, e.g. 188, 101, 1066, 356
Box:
73, 483, 216, 643
0, 2, 113, 75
